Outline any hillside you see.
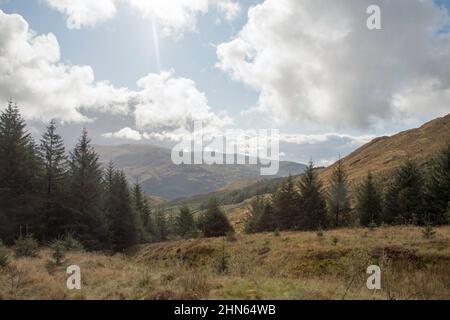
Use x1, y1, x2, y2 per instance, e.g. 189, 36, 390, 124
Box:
319, 114, 450, 188
1, 226, 449, 299
94, 144, 306, 200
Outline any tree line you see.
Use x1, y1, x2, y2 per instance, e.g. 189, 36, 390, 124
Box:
1, 101, 448, 250
0, 101, 234, 251
245, 146, 450, 234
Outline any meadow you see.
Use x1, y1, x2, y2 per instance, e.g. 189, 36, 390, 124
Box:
1, 225, 449, 300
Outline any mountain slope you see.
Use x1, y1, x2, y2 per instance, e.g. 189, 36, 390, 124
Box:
94, 144, 307, 199
319, 113, 450, 187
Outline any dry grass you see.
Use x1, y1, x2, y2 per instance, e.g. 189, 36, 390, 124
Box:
1, 225, 449, 300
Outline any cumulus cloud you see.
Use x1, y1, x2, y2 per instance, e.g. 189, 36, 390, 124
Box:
0, 9, 130, 123
217, 0, 450, 129
45, 0, 117, 29
44, 0, 240, 36
0, 10, 230, 137
102, 127, 143, 140
133, 71, 232, 133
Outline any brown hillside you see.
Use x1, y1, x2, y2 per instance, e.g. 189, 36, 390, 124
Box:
319, 114, 450, 188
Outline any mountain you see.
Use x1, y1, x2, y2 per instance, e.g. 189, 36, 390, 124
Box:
319, 113, 450, 188
94, 144, 307, 200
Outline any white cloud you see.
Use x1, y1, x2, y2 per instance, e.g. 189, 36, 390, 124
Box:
102, 127, 143, 140
214, 0, 241, 22
217, 0, 450, 130
0, 9, 130, 123
133, 70, 233, 134
45, 0, 117, 29
43, 0, 241, 36
0, 10, 230, 136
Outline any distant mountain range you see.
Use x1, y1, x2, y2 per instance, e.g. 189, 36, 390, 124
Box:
94, 144, 307, 200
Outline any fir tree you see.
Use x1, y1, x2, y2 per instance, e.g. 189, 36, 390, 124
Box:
327, 158, 351, 227
0, 101, 42, 243
384, 159, 425, 225
131, 181, 148, 241
244, 196, 265, 234
424, 144, 450, 225
107, 170, 138, 251
258, 201, 277, 232
39, 119, 67, 198
37, 120, 72, 240
175, 205, 196, 239
356, 172, 383, 226
298, 161, 328, 230
199, 198, 233, 238
68, 129, 110, 250
272, 175, 301, 230
154, 208, 169, 241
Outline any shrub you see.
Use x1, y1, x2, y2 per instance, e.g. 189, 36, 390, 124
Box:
62, 234, 84, 251
50, 240, 66, 265
317, 226, 324, 238
0, 242, 9, 268
273, 228, 280, 237
368, 221, 377, 231
422, 224, 436, 239
332, 236, 339, 246
14, 234, 38, 257
216, 241, 229, 274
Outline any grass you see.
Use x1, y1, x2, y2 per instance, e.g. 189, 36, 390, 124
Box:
0, 225, 449, 300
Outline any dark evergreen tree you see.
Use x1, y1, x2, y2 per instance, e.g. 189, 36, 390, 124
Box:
424, 144, 450, 225
327, 158, 351, 227
107, 170, 138, 251
37, 120, 73, 240
175, 205, 196, 238
272, 175, 301, 230
131, 181, 148, 241
298, 161, 328, 230
356, 172, 383, 226
154, 208, 169, 241
258, 201, 277, 232
383, 159, 425, 225
244, 196, 265, 234
68, 129, 110, 250
0, 101, 42, 243
39, 119, 67, 198
199, 198, 233, 238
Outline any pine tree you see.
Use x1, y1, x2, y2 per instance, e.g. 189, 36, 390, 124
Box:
327, 158, 351, 227
258, 201, 277, 232
107, 170, 138, 251
244, 196, 265, 233
199, 198, 233, 238
154, 208, 169, 241
39, 119, 67, 198
38, 120, 76, 240
272, 175, 301, 230
0, 101, 42, 243
175, 205, 196, 239
356, 172, 383, 226
424, 144, 450, 225
131, 182, 148, 241
298, 161, 328, 230
68, 128, 110, 250
0, 101, 41, 195
384, 159, 425, 225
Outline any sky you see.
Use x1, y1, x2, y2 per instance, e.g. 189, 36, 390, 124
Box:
0, 0, 449, 165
